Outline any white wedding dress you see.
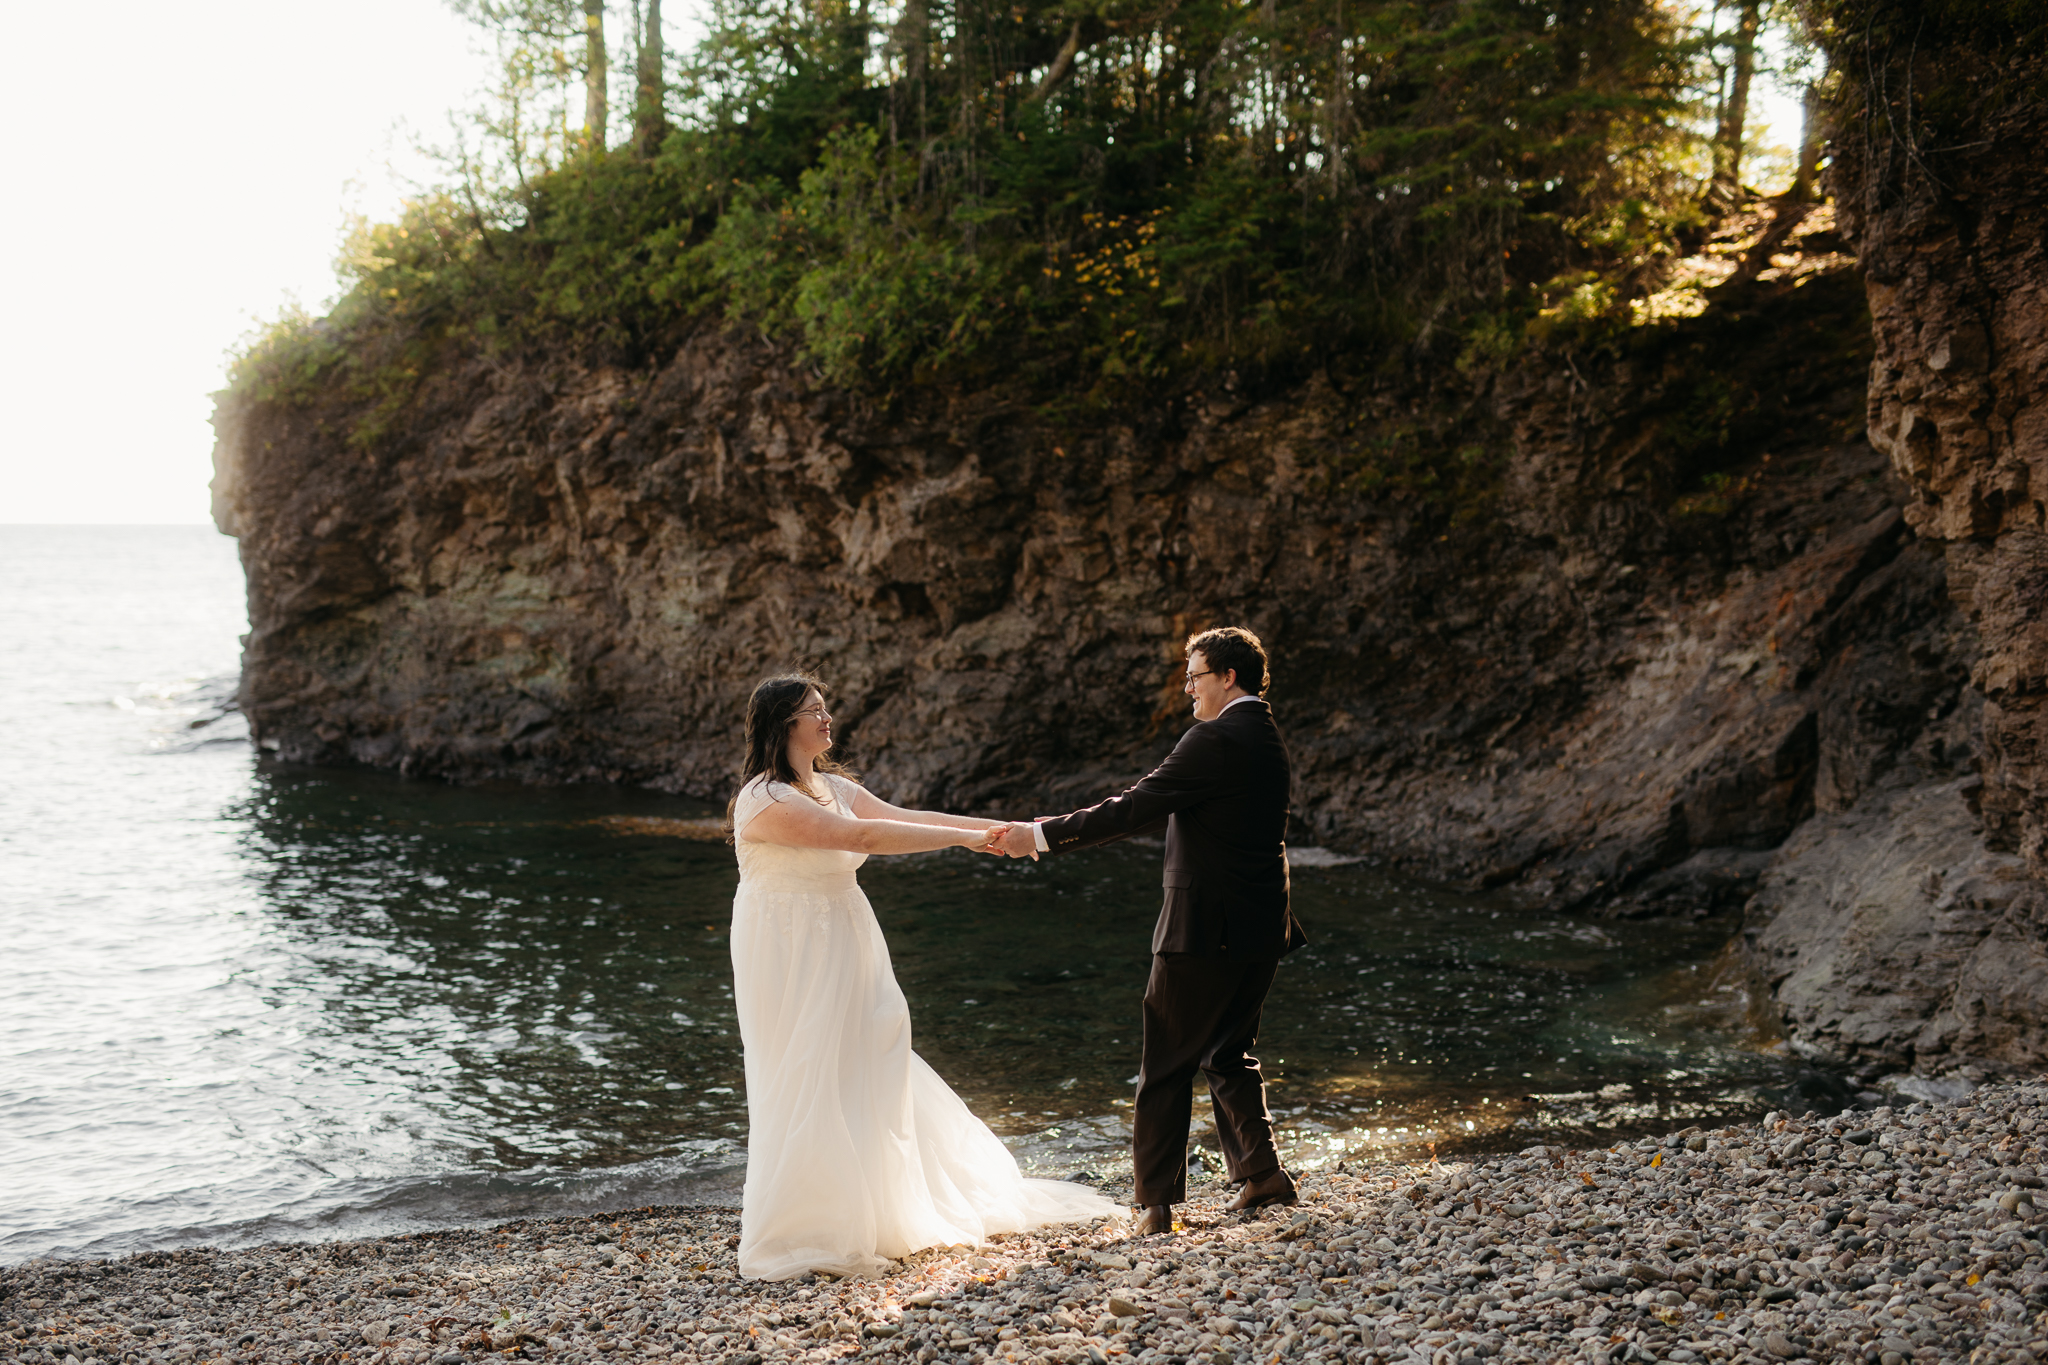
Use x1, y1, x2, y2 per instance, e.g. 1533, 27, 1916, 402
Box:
729, 774, 1121, 1280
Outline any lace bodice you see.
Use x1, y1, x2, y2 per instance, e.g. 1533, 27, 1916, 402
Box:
732, 774, 868, 891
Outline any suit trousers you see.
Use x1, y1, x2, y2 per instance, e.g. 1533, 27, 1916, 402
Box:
1132, 951, 1283, 1207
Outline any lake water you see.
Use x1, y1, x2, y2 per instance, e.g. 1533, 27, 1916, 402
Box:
0, 526, 1807, 1265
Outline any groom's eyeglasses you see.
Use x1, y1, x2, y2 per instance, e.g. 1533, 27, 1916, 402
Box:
1183, 670, 1215, 688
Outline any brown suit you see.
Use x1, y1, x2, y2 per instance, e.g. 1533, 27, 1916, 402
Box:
1038, 697, 1302, 1205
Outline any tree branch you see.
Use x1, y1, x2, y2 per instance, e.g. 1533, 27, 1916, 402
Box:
1027, 20, 1085, 103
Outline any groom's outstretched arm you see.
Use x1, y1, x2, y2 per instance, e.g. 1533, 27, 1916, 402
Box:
1028, 724, 1233, 856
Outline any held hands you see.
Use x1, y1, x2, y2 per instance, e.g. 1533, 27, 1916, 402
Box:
963, 823, 1039, 859
996, 822, 1040, 860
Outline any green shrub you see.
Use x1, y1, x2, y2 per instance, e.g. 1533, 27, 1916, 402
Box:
232, 0, 1730, 435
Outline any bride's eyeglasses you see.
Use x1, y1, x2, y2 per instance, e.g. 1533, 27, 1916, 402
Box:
790, 706, 832, 723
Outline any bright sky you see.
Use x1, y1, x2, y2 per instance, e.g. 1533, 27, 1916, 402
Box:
0, 1, 499, 525
0, 6, 1807, 526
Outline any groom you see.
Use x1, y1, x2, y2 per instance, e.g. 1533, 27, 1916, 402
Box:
999, 626, 1304, 1235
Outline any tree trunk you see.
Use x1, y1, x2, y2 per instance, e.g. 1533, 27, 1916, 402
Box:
1330, 0, 1347, 192
583, 0, 607, 151
1027, 20, 1083, 103
1791, 77, 1824, 201
633, 0, 666, 158
887, 0, 929, 145
1713, 0, 1761, 196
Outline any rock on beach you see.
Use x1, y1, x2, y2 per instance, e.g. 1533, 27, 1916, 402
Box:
8, 1081, 2048, 1365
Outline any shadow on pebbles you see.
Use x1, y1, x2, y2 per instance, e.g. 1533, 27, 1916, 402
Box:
9, 1081, 2048, 1365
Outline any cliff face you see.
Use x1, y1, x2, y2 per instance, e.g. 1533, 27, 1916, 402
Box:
1727, 47, 2048, 1080
211, 266, 1893, 854
1844, 66, 2048, 874
212, 213, 2040, 1074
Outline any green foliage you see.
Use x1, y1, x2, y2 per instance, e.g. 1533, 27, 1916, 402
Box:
704, 126, 1003, 387
1319, 423, 1512, 530
1803, 0, 2048, 51
230, 157, 712, 444
236, 0, 1748, 432
229, 196, 488, 447
1806, 0, 2048, 164
227, 304, 347, 407
1670, 467, 1755, 520
1638, 266, 1874, 510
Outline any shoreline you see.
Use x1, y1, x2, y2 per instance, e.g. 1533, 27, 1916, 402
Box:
8, 1081, 2046, 1365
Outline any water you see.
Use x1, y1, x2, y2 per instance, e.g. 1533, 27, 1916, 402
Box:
0, 526, 1805, 1265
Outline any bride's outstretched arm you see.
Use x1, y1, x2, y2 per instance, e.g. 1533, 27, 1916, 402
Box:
843, 786, 994, 832
746, 790, 1003, 855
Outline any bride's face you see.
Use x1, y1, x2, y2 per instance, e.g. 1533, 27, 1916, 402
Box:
786, 688, 834, 767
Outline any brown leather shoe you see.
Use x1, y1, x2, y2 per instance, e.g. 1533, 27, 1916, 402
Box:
1225, 1167, 1298, 1213
1134, 1203, 1174, 1236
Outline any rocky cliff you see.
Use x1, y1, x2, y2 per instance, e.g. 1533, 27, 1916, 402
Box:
1847, 56, 2048, 873
213, 148, 2046, 1077
1730, 40, 2048, 1082
210, 260, 1901, 876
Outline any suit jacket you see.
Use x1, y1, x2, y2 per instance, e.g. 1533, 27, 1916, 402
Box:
1039, 697, 1305, 958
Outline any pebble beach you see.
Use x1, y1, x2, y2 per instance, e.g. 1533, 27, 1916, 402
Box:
10, 1081, 2048, 1365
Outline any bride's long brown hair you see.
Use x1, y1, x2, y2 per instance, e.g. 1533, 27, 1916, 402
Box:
723, 673, 861, 840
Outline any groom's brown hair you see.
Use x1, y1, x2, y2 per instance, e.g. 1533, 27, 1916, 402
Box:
1185, 626, 1270, 695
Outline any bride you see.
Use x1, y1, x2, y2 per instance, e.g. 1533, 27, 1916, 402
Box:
725, 674, 1122, 1280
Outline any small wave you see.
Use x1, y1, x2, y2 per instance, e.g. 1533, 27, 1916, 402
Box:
3, 1143, 745, 1265
1287, 846, 1363, 868
137, 672, 249, 754
1000, 1114, 1132, 1187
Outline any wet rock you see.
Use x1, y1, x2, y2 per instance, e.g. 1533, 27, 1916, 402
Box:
1745, 780, 2048, 1073
1617, 846, 1779, 919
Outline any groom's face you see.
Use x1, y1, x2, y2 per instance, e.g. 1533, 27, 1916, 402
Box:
1184, 651, 1235, 721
